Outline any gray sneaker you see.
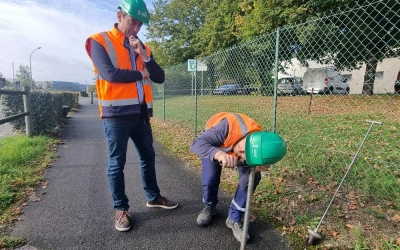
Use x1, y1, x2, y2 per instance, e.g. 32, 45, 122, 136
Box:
196, 204, 217, 227
115, 210, 131, 232
226, 217, 250, 243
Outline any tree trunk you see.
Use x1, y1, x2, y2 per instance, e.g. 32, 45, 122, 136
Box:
362, 57, 378, 95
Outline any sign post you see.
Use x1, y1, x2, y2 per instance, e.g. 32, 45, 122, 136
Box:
188, 59, 208, 138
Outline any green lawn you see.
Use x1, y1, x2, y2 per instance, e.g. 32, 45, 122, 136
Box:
151, 93, 400, 248
153, 94, 400, 206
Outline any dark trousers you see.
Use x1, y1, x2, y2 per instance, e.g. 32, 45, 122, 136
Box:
201, 158, 261, 222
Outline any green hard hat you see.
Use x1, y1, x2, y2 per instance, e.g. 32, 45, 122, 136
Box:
118, 0, 150, 24
245, 131, 287, 166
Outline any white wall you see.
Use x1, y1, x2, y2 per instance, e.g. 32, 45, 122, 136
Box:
341, 58, 399, 94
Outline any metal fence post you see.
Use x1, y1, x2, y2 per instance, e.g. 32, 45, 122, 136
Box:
23, 86, 33, 137
272, 27, 280, 133
163, 82, 166, 122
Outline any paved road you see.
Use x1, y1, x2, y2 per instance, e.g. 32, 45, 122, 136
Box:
11, 96, 291, 250
0, 103, 15, 138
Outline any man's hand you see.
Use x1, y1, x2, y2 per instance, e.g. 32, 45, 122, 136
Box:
129, 35, 150, 62
141, 68, 150, 79
255, 165, 270, 173
214, 151, 237, 168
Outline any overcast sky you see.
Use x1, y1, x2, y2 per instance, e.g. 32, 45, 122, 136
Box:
0, 0, 153, 85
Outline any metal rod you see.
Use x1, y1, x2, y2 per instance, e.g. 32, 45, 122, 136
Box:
241, 167, 256, 250
194, 60, 198, 139
314, 120, 382, 232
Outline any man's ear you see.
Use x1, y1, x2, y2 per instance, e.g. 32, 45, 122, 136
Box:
117, 12, 122, 22
238, 138, 246, 152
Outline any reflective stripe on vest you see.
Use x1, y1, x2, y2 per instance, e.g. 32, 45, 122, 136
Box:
101, 32, 118, 68
98, 98, 140, 106
231, 113, 249, 136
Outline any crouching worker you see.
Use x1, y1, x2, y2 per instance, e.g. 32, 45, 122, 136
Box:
190, 112, 286, 243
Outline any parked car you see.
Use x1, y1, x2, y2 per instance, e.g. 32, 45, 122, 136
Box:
302, 67, 350, 94
213, 84, 242, 95
237, 85, 257, 95
394, 71, 400, 94
277, 76, 305, 95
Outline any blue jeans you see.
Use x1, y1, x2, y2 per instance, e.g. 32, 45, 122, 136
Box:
201, 158, 261, 222
103, 114, 160, 210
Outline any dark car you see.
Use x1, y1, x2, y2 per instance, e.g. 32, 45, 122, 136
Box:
395, 71, 400, 94
212, 84, 242, 95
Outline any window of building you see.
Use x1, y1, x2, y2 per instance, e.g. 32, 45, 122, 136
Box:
342, 74, 352, 82
375, 71, 384, 79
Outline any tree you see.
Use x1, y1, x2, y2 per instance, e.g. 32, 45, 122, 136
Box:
5, 79, 13, 87
15, 64, 32, 87
146, 0, 205, 66
0, 72, 4, 88
234, 0, 399, 95
147, 0, 245, 63
87, 85, 96, 93
194, 0, 242, 56
234, 0, 353, 40
44, 81, 53, 90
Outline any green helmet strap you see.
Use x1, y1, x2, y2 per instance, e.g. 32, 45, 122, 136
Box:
245, 131, 287, 166
119, 0, 150, 24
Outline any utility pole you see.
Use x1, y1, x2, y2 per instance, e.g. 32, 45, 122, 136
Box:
12, 62, 15, 83
30, 47, 41, 88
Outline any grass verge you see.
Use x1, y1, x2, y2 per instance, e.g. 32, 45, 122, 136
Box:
0, 134, 57, 249
151, 94, 400, 249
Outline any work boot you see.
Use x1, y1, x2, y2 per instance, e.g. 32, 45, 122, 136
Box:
196, 204, 217, 227
226, 217, 250, 243
146, 195, 178, 209
115, 210, 131, 232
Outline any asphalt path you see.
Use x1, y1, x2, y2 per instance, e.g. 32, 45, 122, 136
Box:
0, 103, 14, 138
11, 96, 291, 250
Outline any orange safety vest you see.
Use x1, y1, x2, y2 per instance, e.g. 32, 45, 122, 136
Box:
85, 25, 153, 118
205, 112, 263, 152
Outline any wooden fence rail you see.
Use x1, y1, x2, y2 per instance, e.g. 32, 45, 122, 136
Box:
0, 86, 33, 137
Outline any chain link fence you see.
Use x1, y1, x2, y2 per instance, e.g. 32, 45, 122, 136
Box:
151, 0, 399, 214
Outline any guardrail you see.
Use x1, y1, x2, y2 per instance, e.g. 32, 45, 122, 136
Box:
0, 86, 33, 137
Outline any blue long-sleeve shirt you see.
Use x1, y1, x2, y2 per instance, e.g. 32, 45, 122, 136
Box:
88, 37, 165, 84
190, 119, 229, 161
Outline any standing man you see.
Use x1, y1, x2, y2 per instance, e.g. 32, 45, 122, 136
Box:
190, 112, 273, 243
85, 0, 178, 232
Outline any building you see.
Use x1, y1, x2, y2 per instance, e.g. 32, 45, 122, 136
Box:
282, 57, 399, 94
52, 81, 88, 92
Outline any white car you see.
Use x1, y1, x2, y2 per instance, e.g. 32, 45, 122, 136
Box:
277, 77, 305, 95
303, 67, 350, 94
